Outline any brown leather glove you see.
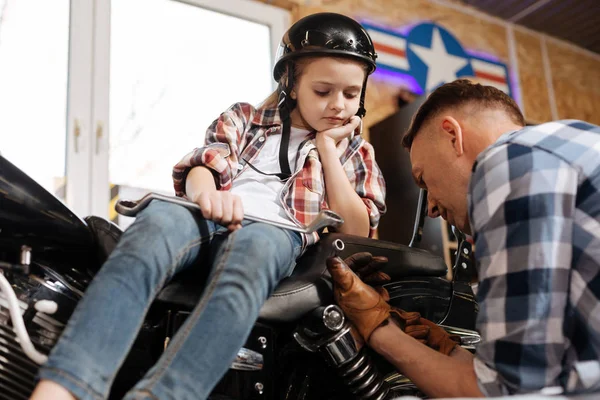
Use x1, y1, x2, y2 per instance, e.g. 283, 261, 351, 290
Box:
328, 255, 460, 354
340, 253, 425, 338
328, 255, 426, 342
327, 256, 391, 341
342, 252, 390, 285
400, 314, 460, 356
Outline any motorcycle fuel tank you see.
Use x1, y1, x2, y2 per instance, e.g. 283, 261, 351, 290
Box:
0, 155, 93, 256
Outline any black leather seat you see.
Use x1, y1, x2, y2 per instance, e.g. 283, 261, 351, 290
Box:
84, 216, 124, 274
155, 233, 448, 323
84, 217, 448, 324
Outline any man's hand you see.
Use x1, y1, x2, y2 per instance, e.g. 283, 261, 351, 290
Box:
328, 255, 459, 355
192, 191, 243, 231
327, 256, 392, 342
341, 253, 429, 343
411, 318, 460, 356
343, 252, 390, 286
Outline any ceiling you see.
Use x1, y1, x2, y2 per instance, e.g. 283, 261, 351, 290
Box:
459, 0, 600, 55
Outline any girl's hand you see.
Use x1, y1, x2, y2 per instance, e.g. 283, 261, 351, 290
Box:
192, 191, 244, 231
316, 116, 361, 151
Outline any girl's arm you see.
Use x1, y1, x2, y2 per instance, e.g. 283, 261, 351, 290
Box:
316, 116, 376, 237
173, 102, 253, 196
317, 137, 371, 236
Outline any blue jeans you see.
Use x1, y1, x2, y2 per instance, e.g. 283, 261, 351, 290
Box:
38, 200, 303, 400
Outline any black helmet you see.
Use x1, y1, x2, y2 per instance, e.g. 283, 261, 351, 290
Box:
268, 13, 376, 182
273, 13, 377, 81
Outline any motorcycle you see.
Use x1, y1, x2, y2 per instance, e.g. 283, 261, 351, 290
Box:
0, 154, 479, 400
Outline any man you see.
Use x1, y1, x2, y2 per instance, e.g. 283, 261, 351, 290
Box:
328, 79, 600, 398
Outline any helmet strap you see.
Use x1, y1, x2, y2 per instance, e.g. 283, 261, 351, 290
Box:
356, 76, 368, 118
245, 79, 292, 181
275, 64, 295, 180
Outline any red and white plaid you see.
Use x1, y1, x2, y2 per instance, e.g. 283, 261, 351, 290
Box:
173, 102, 386, 247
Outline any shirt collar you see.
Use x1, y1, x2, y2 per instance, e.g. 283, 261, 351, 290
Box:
251, 105, 283, 127
250, 105, 318, 141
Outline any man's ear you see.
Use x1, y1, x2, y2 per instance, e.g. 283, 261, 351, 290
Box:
441, 116, 464, 156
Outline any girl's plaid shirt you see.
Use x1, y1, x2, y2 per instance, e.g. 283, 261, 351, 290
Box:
173, 102, 386, 248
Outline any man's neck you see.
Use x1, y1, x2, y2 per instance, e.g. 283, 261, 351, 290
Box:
471, 121, 524, 157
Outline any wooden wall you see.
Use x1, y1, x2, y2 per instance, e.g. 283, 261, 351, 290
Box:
256, 0, 600, 133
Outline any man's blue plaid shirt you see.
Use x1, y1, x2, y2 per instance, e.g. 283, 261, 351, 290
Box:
468, 120, 600, 396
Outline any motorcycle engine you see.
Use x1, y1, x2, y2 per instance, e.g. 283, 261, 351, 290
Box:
0, 259, 85, 400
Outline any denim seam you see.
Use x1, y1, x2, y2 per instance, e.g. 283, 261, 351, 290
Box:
138, 230, 237, 393
270, 283, 316, 297
129, 389, 160, 400
282, 229, 301, 275
139, 228, 235, 391
106, 233, 212, 386
40, 366, 104, 400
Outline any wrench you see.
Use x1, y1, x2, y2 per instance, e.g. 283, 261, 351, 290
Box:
115, 192, 343, 234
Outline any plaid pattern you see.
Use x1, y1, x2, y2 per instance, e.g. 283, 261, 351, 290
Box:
469, 120, 600, 396
173, 102, 386, 247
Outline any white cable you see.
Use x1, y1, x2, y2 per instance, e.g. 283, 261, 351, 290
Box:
0, 272, 48, 365
34, 299, 58, 314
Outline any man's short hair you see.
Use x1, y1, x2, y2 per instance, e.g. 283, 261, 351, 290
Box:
402, 79, 526, 149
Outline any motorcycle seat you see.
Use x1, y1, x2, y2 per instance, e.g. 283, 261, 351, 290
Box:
84, 216, 448, 323
155, 232, 448, 323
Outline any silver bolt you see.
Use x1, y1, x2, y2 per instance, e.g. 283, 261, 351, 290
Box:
333, 239, 345, 252
323, 305, 345, 331
258, 336, 267, 349
255, 382, 264, 394
20, 245, 32, 266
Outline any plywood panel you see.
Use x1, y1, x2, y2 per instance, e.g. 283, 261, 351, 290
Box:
287, 0, 509, 61
263, 0, 512, 138
547, 40, 600, 125
362, 80, 416, 141
514, 30, 553, 123
255, 0, 599, 129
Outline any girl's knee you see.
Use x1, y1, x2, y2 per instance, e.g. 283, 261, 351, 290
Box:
220, 224, 296, 280
134, 200, 204, 236
235, 223, 295, 253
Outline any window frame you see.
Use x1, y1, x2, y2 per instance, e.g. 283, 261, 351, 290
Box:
84, 0, 289, 218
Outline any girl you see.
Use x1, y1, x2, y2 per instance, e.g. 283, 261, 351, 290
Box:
31, 12, 386, 400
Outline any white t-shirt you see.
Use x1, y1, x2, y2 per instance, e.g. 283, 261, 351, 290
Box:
231, 126, 311, 225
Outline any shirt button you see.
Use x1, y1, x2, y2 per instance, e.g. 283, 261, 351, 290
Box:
237, 164, 244, 170
258, 136, 265, 142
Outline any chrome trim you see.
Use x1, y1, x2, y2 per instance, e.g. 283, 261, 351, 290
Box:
29, 274, 83, 304
440, 324, 482, 350
332, 238, 345, 252
36, 265, 85, 298
322, 304, 345, 332
294, 322, 358, 355
320, 327, 360, 366
230, 347, 264, 371
384, 372, 418, 391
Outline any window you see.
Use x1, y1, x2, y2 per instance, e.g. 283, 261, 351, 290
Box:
109, 0, 274, 194
91, 0, 288, 222
0, 0, 70, 200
